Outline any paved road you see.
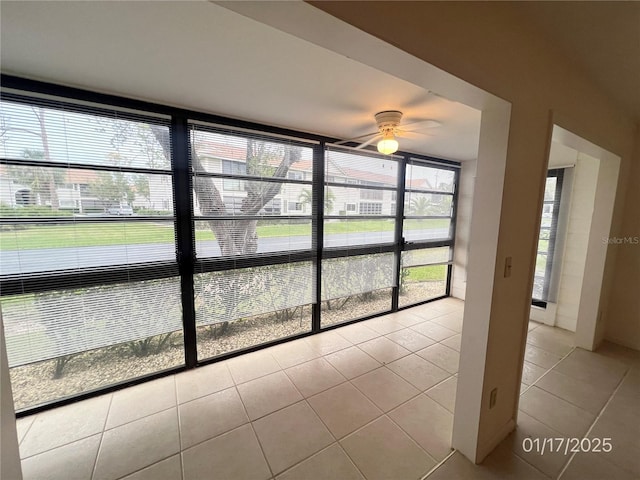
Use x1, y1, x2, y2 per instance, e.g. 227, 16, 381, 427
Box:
0, 229, 449, 275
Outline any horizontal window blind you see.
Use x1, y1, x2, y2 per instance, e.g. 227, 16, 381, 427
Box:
326, 147, 399, 188
403, 218, 452, 242
404, 191, 453, 217
189, 123, 314, 259
194, 262, 314, 326
2, 277, 183, 367
401, 247, 451, 267
321, 253, 395, 301
405, 161, 455, 192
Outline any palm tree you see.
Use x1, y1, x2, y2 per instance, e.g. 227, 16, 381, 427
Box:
409, 196, 430, 216
298, 187, 335, 214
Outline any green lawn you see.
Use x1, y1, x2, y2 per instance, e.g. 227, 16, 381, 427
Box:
0, 218, 449, 250
404, 264, 447, 282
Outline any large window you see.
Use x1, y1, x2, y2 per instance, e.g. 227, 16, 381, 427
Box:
533, 169, 564, 305
1, 79, 459, 414
0, 95, 181, 410
189, 123, 316, 360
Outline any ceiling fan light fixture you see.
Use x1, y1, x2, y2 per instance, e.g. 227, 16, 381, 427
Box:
377, 132, 398, 155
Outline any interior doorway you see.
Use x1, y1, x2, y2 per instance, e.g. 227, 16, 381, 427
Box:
529, 125, 621, 350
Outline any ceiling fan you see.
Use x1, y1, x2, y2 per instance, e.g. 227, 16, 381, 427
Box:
336, 110, 441, 155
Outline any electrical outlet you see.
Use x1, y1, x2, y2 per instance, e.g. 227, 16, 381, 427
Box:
489, 388, 498, 408
504, 256, 512, 278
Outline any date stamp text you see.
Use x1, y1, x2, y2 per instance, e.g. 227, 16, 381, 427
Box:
522, 437, 612, 455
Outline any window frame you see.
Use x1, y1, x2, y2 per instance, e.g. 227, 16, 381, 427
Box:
1, 74, 460, 416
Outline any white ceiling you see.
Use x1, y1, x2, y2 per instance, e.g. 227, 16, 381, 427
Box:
0, 1, 482, 162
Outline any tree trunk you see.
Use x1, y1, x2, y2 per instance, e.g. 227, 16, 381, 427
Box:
152, 127, 300, 255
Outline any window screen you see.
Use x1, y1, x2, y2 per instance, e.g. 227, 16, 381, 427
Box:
189, 123, 314, 258
399, 248, 450, 307
403, 159, 456, 243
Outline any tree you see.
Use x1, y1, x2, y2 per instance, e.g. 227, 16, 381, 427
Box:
409, 196, 430, 216
1, 107, 61, 208
134, 175, 150, 203
90, 172, 134, 210
6, 149, 65, 207
151, 127, 301, 256
298, 187, 335, 214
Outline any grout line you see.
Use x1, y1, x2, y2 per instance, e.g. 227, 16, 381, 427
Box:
16, 413, 37, 447
90, 393, 114, 479
556, 368, 630, 480
519, 346, 575, 397
421, 448, 457, 479
235, 383, 275, 479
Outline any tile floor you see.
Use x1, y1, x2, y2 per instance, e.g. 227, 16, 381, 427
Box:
14, 298, 640, 479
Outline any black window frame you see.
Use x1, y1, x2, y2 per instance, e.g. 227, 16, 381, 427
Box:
1, 74, 460, 416
532, 168, 565, 308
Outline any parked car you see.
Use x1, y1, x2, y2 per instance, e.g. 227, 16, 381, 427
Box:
107, 205, 134, 216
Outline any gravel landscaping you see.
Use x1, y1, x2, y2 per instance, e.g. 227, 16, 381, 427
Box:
10, 281, 445, 411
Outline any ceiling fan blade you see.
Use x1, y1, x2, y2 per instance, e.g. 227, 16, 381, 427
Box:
333, 131, 379, 145
400, 119, 442, 130
396, 130, 431, 139
355, 135, 381, 149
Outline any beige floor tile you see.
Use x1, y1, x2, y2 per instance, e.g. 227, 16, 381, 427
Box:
441, 333, 462, 352
307, 382, 382, 439
276, 443, 364, 480
525, 344, 562, 369
304, 331, 351, 356
431, 312, 463, 332
535, 369, 611, 414
21, 434, 101, 480
528, 321, 541, 332
237, 371, 302, 420
362, 315, 405, 335
389, 394, 453, 461
519, 386, 595, 438
175, 361, 234, 404
417, 343, 460, 374
340, 416, 435, 480
411, 321, 457, 342
395, 311, 428, 327
226, 349, 281, 385
387, 354, 450, 390
179, 386, 248, 449
121, 455, 182, 480
404, 304, 446, 321
285, 358, 346, 397
19, 394, 111, 458
351, 367, 419, 412
16, 415, 36, 444
554, 348, 628, 392
484, 442, 553, 480
526, 329, 573, 357
334, 323, 379, 344
506, 411, 569, 478
589, 415, 640, 477
385, 328, 436, 352
561, 452, 637, 480
253, 401, 333, 475
94, 408, 180, 480
521, 361, 548, 386
358, 336, 411, 364
106, 376, 176, 429
271, 339, 321, 369
182, 424, 270, 480
603, 390, 640, 425
325, 346, 380, 379
426, 376, 457, 413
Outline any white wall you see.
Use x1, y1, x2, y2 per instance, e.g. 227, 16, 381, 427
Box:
555, 152, 599, 331
451, 160, 476, 300
1, 310, 22, 480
